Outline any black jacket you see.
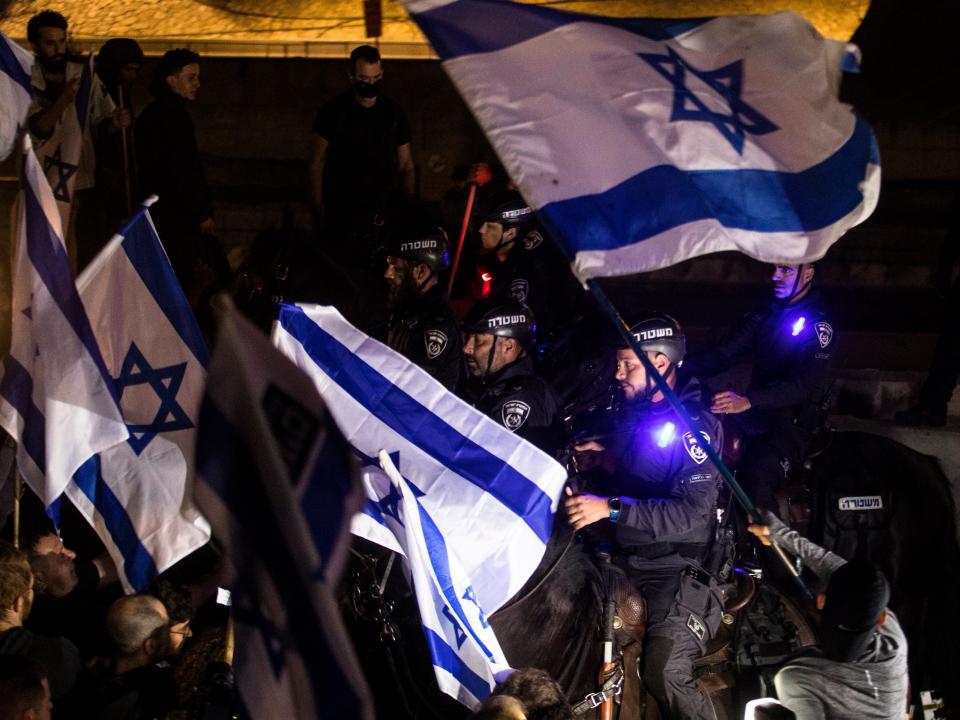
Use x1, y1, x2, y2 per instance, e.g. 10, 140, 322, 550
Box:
135, 92, 212, 231
612, 379, 723, 560
387, 287, 463, 390
684, 290, 835, 432
462, 356, 563, 456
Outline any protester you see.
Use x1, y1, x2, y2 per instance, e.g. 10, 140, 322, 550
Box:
26, 10, 128, 260
87, 594, 178, 719
148, 579, 193, 657
136, 48, 229, 294
749, 513, 909, 719
309, 44, 415, 241
0, 542, 80, 703
83, 37, 145, 265
0, 655, 54, 720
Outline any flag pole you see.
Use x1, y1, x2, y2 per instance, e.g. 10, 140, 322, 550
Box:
447, 182, 477, 296
118, 86, 133, 217
585, 279, 811, 599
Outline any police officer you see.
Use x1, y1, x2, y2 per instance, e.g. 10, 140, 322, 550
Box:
683, 263, 835, 509
472, 190, 569, 339
461, 298, 563, 455
383, 222, 462, 390
566, 312, 723, 720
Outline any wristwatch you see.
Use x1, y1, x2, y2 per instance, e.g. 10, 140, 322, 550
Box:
608, 497, 621, 523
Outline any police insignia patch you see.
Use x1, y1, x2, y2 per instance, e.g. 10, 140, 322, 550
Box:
682, 431, 710, 465
686, 613, 706, 641
509, 278, 529, 304
815, 321, 833, 349
522, 230, 543, 251
502, 400, 531, 431
424, 330, 448, 360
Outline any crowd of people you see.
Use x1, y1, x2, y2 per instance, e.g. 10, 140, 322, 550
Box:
0, 8, 936, 720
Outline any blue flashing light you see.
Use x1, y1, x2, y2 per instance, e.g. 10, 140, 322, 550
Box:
657, 421, 676, 448
791, 316, 807, 336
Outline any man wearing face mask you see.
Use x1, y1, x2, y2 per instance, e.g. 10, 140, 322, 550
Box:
382, 222, 463, 390
682, 263, 835, 509
309, 45, 416, 245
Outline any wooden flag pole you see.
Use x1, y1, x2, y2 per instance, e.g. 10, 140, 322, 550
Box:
118, 86, 133, 217
447, 182, 477, 296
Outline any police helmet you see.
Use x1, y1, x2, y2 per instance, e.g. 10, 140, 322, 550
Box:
624, 311, 686, 364
463, 298, 536, 348
385, 223, 450, 272
475, 189, 534, 229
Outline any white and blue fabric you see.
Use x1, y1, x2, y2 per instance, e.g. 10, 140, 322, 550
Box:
195, 304, 373, 720
30, 53, 97, 235
402, 1, 880, 279
0, 31, 33, 161
377, 450, 510, 708
0, 136, 127, 512
272, 303, 568, 705
69, 201, 211, 591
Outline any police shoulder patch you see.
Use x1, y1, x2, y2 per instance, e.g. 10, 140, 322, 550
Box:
509, 278, 529, 304
424, 329, 448, 360
814, 321, 834, 349
501, 400, 531, 431
523, 230, 544, 251
686, 612, 706, 641
682, 431, 710, 465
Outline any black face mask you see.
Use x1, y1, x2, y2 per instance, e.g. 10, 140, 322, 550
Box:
354, 79, 382, 99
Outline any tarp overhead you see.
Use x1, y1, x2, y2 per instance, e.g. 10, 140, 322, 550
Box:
0, 0, 869, 58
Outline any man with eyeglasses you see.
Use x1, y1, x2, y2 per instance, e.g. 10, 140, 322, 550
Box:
683, 263, 836, 509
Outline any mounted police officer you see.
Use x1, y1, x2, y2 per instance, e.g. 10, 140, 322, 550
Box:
472, 190, 572, 339
460, 298, 563, 456
683, 262, 835, 509
565, 312, 723, 720
383, 222, 462, 390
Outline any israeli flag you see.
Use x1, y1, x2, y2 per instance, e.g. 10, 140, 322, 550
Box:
67, 200, 211, 592
0, 31, 33, 161
0, 136, 128, 510
377, 450, 510, 707
195, 302, 373, 720
32, 53, 96, 236
272, 304, 568, 706
403, 1, 880, 279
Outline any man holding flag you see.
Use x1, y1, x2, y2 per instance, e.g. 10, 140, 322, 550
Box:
26, 10, 126, 246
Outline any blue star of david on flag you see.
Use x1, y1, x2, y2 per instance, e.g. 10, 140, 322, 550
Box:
232, 575, 288, 679
638, 46, 779, 154
114, 342, 193, 455
354, 448, 427, 528
41, 145, 78, 203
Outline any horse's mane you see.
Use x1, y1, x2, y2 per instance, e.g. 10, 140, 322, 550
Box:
491, 512, 604, 703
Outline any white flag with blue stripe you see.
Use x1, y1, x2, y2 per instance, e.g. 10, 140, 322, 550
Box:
67, 200, 211, 592
403, 1, 880, 279
0, 31, 33, 161
0, 135, 128, 510
272, 303, 568, 706
377, 449, 510, 708
195, 301, 373, 720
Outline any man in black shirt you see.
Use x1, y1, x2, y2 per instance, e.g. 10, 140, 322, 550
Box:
383, 222, 463, 390
136, 49, 228, 292
309, 45, 415, 240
